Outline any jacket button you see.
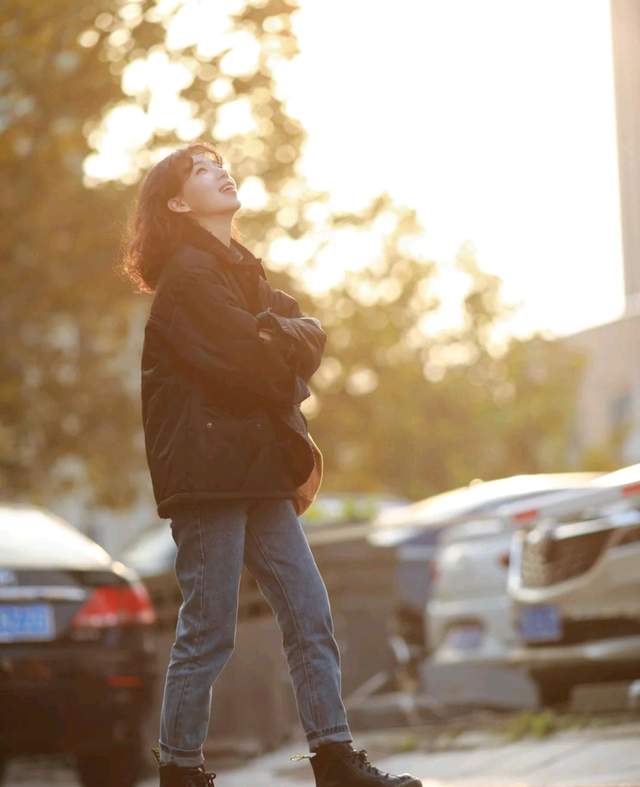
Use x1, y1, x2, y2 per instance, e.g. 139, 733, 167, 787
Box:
206, 421, 213, 428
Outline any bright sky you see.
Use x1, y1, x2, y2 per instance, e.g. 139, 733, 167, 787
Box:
277, 0, 626, 340
87, 0, 626, 341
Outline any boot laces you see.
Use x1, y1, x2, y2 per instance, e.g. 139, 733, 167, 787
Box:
186, 766, 217, 786
350, 747, 390, 777
202, 771, 217, 787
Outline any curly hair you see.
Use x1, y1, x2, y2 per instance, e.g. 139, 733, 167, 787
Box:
118, 140, 244, 294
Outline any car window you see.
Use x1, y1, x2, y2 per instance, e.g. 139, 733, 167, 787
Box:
0, 504, 112, 568
119, 525, 175, 576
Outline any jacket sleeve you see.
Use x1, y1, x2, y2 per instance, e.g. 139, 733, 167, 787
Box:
256, 282, 327, 383
163, 266, 311, 406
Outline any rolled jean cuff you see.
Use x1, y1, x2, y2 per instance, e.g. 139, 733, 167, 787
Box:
158, 740, 204, 767
307, 724, 353, 749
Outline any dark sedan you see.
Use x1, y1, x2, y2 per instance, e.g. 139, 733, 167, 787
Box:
0, 502, 158, 787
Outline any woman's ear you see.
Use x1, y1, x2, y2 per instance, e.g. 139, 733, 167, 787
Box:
167, 196, 190, 214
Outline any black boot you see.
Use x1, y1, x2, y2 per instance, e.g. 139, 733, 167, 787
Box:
151, 745, 217, 787
290, 741, 422, 787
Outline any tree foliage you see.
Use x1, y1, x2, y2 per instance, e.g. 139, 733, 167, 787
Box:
307, 201, 590, 498
0, 0, 315, 507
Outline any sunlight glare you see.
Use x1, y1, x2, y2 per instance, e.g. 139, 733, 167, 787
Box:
84, 0, 625, 341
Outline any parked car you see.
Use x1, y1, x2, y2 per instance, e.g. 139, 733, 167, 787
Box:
507, 463, 640, 705
301, 492, 410, 529
367, 473, 602, 687
0, 502, 157, 787
427, 474, 602, 665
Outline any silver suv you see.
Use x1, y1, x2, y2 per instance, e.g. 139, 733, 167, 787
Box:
507, 463, 640, 705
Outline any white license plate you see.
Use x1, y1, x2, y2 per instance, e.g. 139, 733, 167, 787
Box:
0, 603, 55, 642
518, 604, 562, 643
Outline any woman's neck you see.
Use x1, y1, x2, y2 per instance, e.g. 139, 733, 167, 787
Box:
192, 215, 232, 247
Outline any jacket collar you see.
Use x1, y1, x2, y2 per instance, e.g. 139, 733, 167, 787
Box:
179, 220, 267, 280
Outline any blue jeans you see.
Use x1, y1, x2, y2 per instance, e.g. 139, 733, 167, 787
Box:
158, 497, 353, 766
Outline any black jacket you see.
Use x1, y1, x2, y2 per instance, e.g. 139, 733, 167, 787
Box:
140, 221, 327, 519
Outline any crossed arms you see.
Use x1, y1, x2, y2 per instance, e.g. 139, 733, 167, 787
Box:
162, 265, 326, 407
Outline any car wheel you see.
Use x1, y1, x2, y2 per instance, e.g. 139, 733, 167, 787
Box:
75, 734, 144, 787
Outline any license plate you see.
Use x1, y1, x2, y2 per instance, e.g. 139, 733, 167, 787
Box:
518, 604, 562, 643
0, 603, 55, 642
444, 625, 483, 650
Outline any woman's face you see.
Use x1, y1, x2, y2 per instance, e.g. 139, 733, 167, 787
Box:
167, 152, 240, 217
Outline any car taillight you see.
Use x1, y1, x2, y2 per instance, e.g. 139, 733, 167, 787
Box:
623, 482, 640, 497
71, 581, 156, 630
512, 508, 539, 524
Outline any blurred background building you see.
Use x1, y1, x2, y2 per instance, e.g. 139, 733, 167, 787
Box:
562, 0, 640, 465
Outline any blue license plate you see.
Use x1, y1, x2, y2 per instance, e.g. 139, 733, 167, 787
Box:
518, 604, 562, 643
445, 625, 483, 650
0, 603, 55, 642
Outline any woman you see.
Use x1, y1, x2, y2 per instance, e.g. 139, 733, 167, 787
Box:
120, 141, 421, 787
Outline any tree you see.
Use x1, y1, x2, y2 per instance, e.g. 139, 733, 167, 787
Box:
0, 0, 318, 508
306, 200, 590, 498
0, 0, 163, 506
